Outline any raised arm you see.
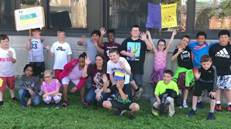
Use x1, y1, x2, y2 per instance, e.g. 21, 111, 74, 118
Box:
102, 74, 111, 93
93, 41, 104, 54
165, 31, 177, 54
82, 55, 91, 78
77, 36, 87, 46
146, 30, 157, 53
45, 45, 54, 57
140, 32, 152, 50
98, 27, 106, 48
171, 47, 183, 61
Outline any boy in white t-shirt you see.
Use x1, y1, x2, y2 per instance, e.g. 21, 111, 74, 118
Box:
26, 28, 45, 83
0, 34, 18, 107
46, 30, 72, 79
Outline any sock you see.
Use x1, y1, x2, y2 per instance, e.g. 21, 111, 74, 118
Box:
197, 100, 201, 103
135, 87, 140, 92
210, 110, 214, 113
216, 101, 221, 105
183, 100, 186, 103
192, 108, 196, 111
0, 101, 3, 106
228, 102, 231, 106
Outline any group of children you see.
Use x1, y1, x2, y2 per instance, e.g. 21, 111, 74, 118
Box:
0, 25, 231, 120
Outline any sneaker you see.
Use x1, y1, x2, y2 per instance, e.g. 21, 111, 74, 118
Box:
168, 114, 174, 118
81, 101, 88, 106
207, 112, 215, 120
55, 104, 60, 109
115, 110, 127, 117
129, 113, 136, 120
0, 101, 3, 107
45, 104, 50, 109
186, 109, 196, 117
134, 88, 143, 101
21, 105, 26, 109
227, 105, 231, 112
178, 106, 182, 109
215, 104, 222, 112
62, 102, 68, 107
197, 102, 204, 109
183, 103, 188, 108
11, 97, 18, 102
151, 108, 160, 117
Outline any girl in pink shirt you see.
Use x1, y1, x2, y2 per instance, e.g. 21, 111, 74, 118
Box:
149, 31, 177, 87
41, 70, 62, 109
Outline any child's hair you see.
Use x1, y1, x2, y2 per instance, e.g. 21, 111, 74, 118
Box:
130, 25, 140, 31
200, 55, 212, 63
107, 29, 115, 36
181, 35, 190, 40
91, 30, 101, 37
23, 64, 35, 73
196, 31, 207, 39
218, 30, 230, 38
57, 29, 65, 34
164, 69, 173, 77
78, 52, 87, 59
109, 48, 119, 54
157, 39, 166, 50
0, 34, 9, 41
31, 28, 41, 32
43, 70, 53, 76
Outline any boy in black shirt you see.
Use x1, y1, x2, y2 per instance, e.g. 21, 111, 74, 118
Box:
186, 55, 216, 120
209, 30, 231, 112
102, 74, 139, 120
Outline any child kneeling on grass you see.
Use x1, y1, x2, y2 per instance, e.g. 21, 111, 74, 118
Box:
41, 70, 62, 109
151, 70, 179, 117
102, 73, 139, 120
186, 55, 216, 120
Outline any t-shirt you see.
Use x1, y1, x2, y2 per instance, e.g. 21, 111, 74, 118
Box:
41, 79, 61, 93
83, 40, 99, 64
87, 65, 103, 89
29, 38, 44, 62
109, 84, 133, 104
197, 65, 216, 83
107, 57, 130, 84
155, 80, 179, 95
68, 63, 83, 80
172, 46, 193, 69
188, 42, 216, 68
0, 47, 16, 77
102, 42, 121, 62
119, 38, 147, 74
19, 75, 40, 94
209, 43, 231, 75
51, 41, 72, 69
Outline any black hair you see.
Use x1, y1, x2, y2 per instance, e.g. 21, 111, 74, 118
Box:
109, 48, 119, 54
196, 31, 207, 39
31, 28, 41, 32
78, 52, 87, 59
91, 30, 101, 37
130, 25, 140, 31
0, 34, 9, 41
94, 53, 107, 74
23, 64, 35, 74
164, 69, 173, 77
157, 39, 166, 50
218, 30, 230, 38
107, 29, 115, 36
181, 35, 190, 40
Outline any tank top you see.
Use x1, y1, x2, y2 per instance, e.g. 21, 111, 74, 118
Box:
154, 50, 167, 71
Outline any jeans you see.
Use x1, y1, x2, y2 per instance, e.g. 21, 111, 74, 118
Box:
85, 88, 112, 106
18, 89, 40, 106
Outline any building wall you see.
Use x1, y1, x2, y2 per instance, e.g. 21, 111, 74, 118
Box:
5, 35, 227, 102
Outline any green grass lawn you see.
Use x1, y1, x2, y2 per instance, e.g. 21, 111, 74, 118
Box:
1, 91, 231, 129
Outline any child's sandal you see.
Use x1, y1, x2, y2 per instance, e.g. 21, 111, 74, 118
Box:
62, 102, 68, 107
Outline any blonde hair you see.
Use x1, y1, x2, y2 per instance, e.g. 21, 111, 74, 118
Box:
43, 70, 52, 76
57, 30, 65, 35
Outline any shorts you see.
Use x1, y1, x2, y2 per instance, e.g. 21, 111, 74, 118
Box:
177, 72, 191, 90
0, 76, 15, 92
62, 77, 80, 86
110, 100, 132, 110
130, 73, 143, 86
217, 75, 231, 89
193, 81, 213, 97
30, 62, 45, 77
55, 69, 63, 79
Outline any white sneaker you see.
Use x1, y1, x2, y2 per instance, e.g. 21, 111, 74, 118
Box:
178, 106, 182, 109
183, 103, 188, 108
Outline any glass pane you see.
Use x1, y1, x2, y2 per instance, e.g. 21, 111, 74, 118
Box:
195, 0, 231, 30
0, 0, 15, 29
20, 0, 41, 9
161, 0, 187, 32
49, 0, 87, 29
109, 0, 153, 30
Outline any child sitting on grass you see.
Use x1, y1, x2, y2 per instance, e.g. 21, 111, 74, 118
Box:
41, 70, 62, 109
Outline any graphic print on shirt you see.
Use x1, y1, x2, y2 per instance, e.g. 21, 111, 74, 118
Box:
93, 72, 103, 89
181, 50, 191, 62
127, 42, 141, 61
30, 40, 38, 49
22, 81, 35, 90
215, 48, 230, 58
193, 44, 206, 50
56, 46, 66, 51
114, 90, 131, 104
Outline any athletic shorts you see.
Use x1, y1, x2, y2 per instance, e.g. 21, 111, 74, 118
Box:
130, 73, 143, 86
30, 62, 45, 77
110, 100, 132, 110
217, 75, 231, 89
193, 81, 213, 97
54, 69, 63, 80
0, 76, 15, 92
62, 77, 80, 86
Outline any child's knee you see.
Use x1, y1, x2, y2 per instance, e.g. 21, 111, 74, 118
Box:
103, 101, 112, 108
133, 103, 140, 111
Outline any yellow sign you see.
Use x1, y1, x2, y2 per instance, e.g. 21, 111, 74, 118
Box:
0, 78, 3, 87
161, 3, 177, 28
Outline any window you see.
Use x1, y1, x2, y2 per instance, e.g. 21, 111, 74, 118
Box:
195, 0, 231, 30
49, 0, 87, 29
20, 0, 41, 9
108, 0, 152, 30
0, 0, 15, 29
160, 0, 187, 32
